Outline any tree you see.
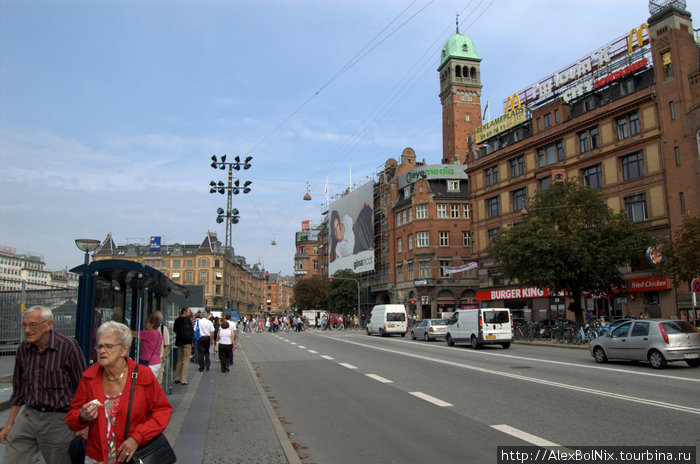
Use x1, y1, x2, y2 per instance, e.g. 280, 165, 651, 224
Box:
486, 179, 651, 322
656, 214, 700, 286
292, 277, 326, 311
327, 269, 360, 314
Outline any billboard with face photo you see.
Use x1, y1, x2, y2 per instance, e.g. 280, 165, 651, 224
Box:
328, 181, 374, 276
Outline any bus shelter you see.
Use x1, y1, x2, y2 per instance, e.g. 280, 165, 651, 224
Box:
70, 259, 193, 393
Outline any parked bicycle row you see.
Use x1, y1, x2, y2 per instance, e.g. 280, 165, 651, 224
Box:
513, 319, 621, 345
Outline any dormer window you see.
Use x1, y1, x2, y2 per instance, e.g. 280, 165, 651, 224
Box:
462, 44, 468, 52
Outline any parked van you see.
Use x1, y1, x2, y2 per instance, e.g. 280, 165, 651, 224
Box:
367, 304, 407, 337
445, 308, 513, 349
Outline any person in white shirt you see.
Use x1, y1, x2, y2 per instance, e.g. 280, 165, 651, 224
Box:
216, 319, 235, 373
196, 315, 215, 372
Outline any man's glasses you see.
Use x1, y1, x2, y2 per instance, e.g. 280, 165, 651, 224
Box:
22, 320, 48, 329
95, 344, 121, 351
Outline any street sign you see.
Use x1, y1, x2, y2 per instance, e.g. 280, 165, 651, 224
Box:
692, 278, 700, 293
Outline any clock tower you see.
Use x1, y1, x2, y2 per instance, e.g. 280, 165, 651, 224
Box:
438, 21, 482, 165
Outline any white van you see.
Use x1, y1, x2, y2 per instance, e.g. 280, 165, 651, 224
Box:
367, 304, 407, 337
445, 308, 513, 349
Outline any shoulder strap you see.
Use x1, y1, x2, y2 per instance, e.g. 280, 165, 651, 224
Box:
124, 367, 138, 441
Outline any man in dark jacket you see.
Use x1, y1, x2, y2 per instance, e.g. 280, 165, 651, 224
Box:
173, 307, 194, 385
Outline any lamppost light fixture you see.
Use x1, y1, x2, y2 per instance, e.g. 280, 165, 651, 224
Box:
75, 238, 101, 265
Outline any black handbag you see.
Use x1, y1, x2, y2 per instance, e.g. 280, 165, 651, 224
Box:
124, 368, 177, 464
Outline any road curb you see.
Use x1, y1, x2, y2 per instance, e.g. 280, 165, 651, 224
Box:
240, 341, 302, 464
514, 340, 589, 350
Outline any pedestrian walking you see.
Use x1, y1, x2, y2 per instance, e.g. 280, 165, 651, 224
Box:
173, 307, 194, 385
131, 313, 163, 378
152, 310, 170, 384
216, 320, 235, 372
197, 314, 215, 372
0, 305, 87, 464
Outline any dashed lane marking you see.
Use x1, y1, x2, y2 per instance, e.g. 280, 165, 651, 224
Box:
339, 363, 358, 370
366, 374, 393, 384
491, 424, 561, 447
410, 391, 453, 407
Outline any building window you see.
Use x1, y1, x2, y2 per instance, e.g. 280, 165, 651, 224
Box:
617, 112, 640, 139
582, 164, 602, 189
537, 141, 565, 167
488, 269, 505, 286
509, 155, 525, 178
464, 204, 472, 219
536, 118, 541, 131
485, 166, 499, 186
512, 188, 527, 211
313, 260, 319, 270
578, 127, 599, 153
407, 208, 412, 222
462, 231, 472, 247
625, 193, 648, 222
662, 51, 673, 78
397, 237, 403, 253
215, 284, 221, 295
669, 101, 676, 120
450, 204, 460, 218
200, 271, 207, 281
419, 261, 431, 278
403, 187, 411, 199
396, 211, 402, 227
680, 192, 686, 214
437, 204, 447, 218
416, 204, 428, 219
416, 231, 429, 248
447, 180, 459, 191
407, 261, 414, 278
439, 259, 451, 277
172, 259, 181, 268
171, 272, 181, 281
554, 109, 560, 123
397, 263, 403, 281
543, 113, 552, 128
408, 234, 413, 250
214, 259, 220, 267
487, 197, 500, 218
488, 227, 500, 242
200, 259, 207, 267
622, 152, 644, 181
185, 271, 193, 282
540, 176, 552, 190
186, 259, 193, 267
299, 246, 305, 255
439, 231, 449, 247
674, 147, 680, 166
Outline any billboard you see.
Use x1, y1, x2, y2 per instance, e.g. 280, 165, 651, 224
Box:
328, 181, 375, 276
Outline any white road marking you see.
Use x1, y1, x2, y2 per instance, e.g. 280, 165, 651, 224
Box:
321, 355, 334, 360
410, 391, 453, 407
366, 374, 393, 384
339, 363, 358, 370
308, 350, 318, 354
322, 336, 700, 416
491, 424, 560, 447
298, 345, 306, 349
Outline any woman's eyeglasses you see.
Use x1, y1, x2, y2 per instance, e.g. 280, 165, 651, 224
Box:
95, 344, 121, 351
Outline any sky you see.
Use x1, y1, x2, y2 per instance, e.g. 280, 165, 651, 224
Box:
1, 0, 698, 276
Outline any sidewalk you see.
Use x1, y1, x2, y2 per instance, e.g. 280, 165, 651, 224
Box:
0, 336, 300, 464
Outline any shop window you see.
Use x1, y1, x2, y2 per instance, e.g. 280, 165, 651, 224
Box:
643, 291, 659, 306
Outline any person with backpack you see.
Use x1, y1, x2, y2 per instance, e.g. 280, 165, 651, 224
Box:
173, 307, 194, 385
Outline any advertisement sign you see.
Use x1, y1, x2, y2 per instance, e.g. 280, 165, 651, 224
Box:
301, 220, 310, 231
397, 164, 469, 190
296, 229, 319, 243
149, 236, 161, 251
328, 181, 375, 276
477, 286, 556, 301
442, 262, 478, 275
625, 276, 670, 292
475, 105, 528, 143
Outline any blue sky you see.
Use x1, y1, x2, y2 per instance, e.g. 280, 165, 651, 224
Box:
1, 0, 698, 276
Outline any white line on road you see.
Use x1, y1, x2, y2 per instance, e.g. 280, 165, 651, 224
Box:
298, 346, 306, 349
366, 374, 393, 384
321, 355, 334, 360
289, 342, 297, 345
308, 350, 318, 354
323, 336, 700, 416
491, 424, 560, 447
410, 391, 453, 407
339, 363, 358, 370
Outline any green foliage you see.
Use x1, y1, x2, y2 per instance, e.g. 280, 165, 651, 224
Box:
656, 214, 700, 286
486, 179, 651, 320
327, 269, 361, 313
292, 277, 326, 311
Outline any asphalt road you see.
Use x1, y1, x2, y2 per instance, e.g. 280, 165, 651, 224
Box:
241, 330, 700, 464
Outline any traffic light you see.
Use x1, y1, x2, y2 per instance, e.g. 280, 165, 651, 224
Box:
329, 278, 333, 283
265, 271, 269, 282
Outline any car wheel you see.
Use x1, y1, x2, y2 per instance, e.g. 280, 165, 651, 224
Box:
470, 335, 479, 349
686, 359, 700, 368
593, 346, 608, 364
446, 334, 454, 346
411, 331, 416, 340
424, 333, 430, 342
367, 327, 371, 335
380, 329, 387, 337
648, 350, 667, 369
400, 332, 405, 337
501, 342, 510, 349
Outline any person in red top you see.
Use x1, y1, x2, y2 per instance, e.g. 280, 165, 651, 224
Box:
65, 321, 172, 464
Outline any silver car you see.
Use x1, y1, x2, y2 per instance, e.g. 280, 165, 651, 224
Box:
590, 319, 700, 369
411, 319, 448, 341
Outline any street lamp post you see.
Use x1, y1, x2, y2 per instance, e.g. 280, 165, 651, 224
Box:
210, 155, 252, 313
75, 239, 101, 265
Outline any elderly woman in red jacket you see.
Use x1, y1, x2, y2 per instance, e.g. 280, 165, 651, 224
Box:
66, 321, 172, 464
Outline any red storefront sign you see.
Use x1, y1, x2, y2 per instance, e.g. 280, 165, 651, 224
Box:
477, 287, 555, 301
625, 276, 670, 292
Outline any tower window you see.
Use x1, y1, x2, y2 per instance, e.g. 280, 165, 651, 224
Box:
455, 66, 461, 78
470, 67, 476, 79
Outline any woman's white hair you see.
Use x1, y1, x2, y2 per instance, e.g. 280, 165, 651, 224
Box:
96, 321, 132, 349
